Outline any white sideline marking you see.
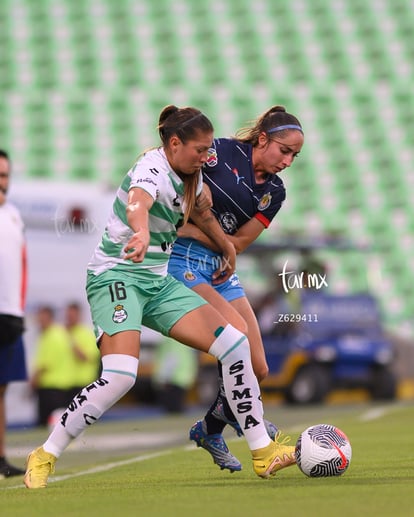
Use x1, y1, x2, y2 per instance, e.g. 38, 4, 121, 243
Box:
50, 449, 173, 483
6, 431, 183, 458
3, 448, 178, 490
290, 423, 313, 433
359, 407, 389, 422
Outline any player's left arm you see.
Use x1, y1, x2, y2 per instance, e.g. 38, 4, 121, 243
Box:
190, 207, 236, 284
180, 179, 285, 253
226, 217, 266, 254
228, 184, 286, 253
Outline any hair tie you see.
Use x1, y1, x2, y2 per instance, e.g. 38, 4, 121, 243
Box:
267, 124, 303, 134
179, 112, 203, 129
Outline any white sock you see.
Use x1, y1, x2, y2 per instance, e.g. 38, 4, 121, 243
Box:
43, 354, 138, 457
209, 325, 270, 450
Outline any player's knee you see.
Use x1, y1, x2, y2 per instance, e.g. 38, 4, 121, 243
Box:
100, 354, 138, 400
124, 372, 137, 392
233, 317, 248, 336
102, 369, 137, 400
209, 324, 250, 363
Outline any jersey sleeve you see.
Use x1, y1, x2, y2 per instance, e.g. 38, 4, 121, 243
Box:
254, 180, 286, 228
128, 155, 162, 201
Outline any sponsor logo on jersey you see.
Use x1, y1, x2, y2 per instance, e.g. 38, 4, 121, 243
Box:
172, 195, 180, 207
184, 270, 196, 281
134, 178, 157, 186
231, 167, 244, 184
258, 193, 272, 211
161, 241, 173, 252
112, 304, 128, 323
206, 148, 218, 167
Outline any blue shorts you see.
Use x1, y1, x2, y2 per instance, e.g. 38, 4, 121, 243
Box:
168, 238, 245, 302
0, 336, 27, 384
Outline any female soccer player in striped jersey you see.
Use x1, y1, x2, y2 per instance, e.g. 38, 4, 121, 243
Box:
168, 106, 304, 472
24, 105, 296, 489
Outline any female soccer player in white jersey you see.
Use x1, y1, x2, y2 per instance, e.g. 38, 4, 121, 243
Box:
24, 105, 296, 489
168, 106, 304, 472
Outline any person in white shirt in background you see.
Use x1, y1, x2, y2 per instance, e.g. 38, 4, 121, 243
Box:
0, 149, 28, 478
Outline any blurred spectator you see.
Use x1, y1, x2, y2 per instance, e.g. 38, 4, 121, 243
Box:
255, 273, 300, 337
30, 306, 77, 426
0, 149, 27, 477
152, 336, 198, 413
64, 302, 100, 397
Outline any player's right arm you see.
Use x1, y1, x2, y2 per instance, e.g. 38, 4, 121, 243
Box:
124, 187, 154, 262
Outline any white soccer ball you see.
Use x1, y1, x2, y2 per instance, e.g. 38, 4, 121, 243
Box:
295, 424, 352, 477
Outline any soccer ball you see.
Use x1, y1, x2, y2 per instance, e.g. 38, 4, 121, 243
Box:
295, 424, 352, 477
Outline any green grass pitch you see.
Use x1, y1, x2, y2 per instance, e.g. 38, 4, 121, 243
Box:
1, 402, 413, 517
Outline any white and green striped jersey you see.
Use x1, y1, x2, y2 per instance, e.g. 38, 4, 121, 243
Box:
88, 147, 202, 278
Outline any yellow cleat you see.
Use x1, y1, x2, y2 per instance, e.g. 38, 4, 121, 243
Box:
24, 447, 56, 489
252, 433, 296, 479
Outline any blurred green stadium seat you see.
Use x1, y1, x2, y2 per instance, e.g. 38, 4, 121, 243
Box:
0, 0, 413, 334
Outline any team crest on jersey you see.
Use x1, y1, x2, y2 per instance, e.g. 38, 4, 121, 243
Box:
112, 304, 128, 323
206, 148, 218, 167
184, 270, 197, 282
258, 193, 272, 211
219, 212, 238, 234
229, 273, 240, 286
